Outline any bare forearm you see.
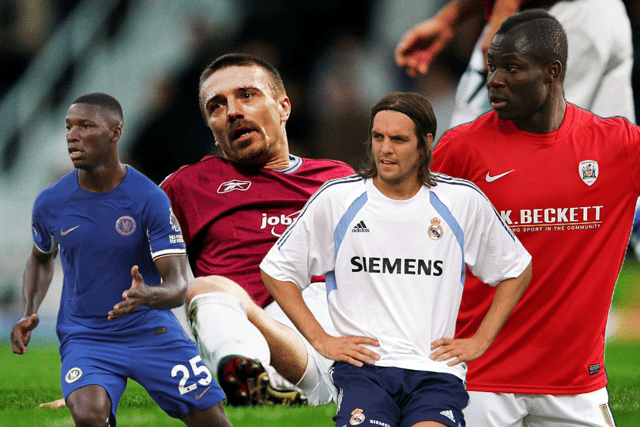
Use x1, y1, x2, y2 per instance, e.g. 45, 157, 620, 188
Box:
437, 0, 485, 28
22, 249, 55, 316
144, 256, 188, 309
472, 262, 532, 348
430, 262, 532, 365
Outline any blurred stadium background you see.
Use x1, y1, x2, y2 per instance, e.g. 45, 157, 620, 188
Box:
1, 0, 639, 340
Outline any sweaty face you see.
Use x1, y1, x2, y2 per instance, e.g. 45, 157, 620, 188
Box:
200, 65, 291, 166
371, 110, 426, 198
486, 32, 551, 126
65, 103, 119, 170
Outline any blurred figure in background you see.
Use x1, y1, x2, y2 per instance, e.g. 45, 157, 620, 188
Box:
396, 0, 636, 127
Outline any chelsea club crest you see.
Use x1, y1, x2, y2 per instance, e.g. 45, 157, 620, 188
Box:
579, 160, 598, 186
116, 216, 136, 236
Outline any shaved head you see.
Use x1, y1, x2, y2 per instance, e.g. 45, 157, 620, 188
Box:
72, 92, 124, 128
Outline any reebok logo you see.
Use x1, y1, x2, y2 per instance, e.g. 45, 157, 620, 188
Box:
217, 180, 251, 193
486, 169, 515, 182
440, 410, 455, 423
352, 220, 369, 232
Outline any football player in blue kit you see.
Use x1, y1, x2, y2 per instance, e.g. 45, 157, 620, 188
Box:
10, 93, 232, 427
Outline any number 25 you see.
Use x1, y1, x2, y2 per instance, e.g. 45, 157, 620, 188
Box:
171, 356, 212, 395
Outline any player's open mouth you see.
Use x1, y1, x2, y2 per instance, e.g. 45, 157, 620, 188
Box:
489, 95, 507, 110
68, 148, 82, 159
231, 127, 254, 142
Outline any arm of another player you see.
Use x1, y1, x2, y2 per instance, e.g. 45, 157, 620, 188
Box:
261, 270, 380, 367
11, 245, 57, 354
395, 0, 484, 77
478, 0, 523, 67
108, 254, 188, 320
430, 261, 532, 366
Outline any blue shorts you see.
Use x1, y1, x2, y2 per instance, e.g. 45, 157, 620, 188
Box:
330, 362, 468, 427
60, 336, 225, 425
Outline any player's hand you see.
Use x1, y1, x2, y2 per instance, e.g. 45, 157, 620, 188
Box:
11, 313, 39, 355
108, 265, 151, 320
316, 335, 380, 367
395, 18, 454, 77
429, 336, 490, 366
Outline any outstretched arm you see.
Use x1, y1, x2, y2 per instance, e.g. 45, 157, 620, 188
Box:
108, 255, 187, 319
395, 0, 484, 76
261, 270, 380, 367
478, 0, 523, 64
430, 261, 532, 366
11, 245, 57, 354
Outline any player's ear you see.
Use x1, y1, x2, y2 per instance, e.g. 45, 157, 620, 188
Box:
546, 60, 562, 83
111, 126, 122, 143
279, 96, 291, 123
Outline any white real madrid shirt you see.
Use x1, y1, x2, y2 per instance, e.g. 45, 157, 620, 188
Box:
260, 174, 531, 381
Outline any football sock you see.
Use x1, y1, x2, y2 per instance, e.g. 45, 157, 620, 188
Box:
188, 292, 271, 372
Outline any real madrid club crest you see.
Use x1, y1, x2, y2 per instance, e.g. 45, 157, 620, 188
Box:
116, 216, 136, 236
350, 408, 365, 425
579, 160, 598, 186
428, 217, 443, 240
65, 367, 83, 383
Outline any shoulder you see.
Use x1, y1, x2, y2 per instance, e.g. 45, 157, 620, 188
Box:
123, 167, 168, 203
431, 173, 489, 203
160, 155, 228, 189
306, 174, 365, 205
126, 167, 163, 192
34, 170, 78, 209
297, 157, 356, 177
571, 104, 639, 137
437, 111, 499, 148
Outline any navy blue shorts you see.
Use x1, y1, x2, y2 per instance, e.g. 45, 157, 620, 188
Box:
330, 362, 468, 427
60, 337, 225, 425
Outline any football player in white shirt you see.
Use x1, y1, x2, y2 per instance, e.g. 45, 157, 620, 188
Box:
260, 91, 532, 427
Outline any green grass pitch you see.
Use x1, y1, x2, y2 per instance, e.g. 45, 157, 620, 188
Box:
1, 260, 639, 426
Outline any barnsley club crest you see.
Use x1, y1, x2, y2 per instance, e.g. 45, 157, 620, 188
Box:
579, 160, 598, 186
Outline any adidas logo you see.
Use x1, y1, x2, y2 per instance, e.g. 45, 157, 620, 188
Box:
352, 220, 370, 233
440, 410, 455, 423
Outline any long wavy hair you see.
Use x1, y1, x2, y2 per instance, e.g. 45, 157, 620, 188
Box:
358, 92, 437, 187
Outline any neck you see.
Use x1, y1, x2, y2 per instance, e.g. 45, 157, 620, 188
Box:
513, 93, 566, 134
373, 176, 422, 200
262, 141, 291, 170
78, 162, 127, 192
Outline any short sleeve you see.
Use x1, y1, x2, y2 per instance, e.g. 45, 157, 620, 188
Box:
464, 190, 531, 286
31, 195, 57, 254
145, 187, 186, 259
261, 186, 337, 290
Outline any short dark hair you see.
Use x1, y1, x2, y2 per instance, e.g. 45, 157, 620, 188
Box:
198, 53, 286, 118
497, 9, 568, 80
72, 92, 124, 125
359, 92, 437, 188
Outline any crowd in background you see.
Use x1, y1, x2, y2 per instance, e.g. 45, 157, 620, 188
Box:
0, 0, 639, 186
3, 0, 637, 178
